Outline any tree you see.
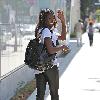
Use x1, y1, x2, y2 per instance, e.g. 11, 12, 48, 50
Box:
80, 0, 96, 20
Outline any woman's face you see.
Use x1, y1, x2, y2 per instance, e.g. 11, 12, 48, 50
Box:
46, 13, 55, 28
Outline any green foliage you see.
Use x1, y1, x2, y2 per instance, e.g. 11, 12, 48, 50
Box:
96, 9, 100, 22
96, 9, 100, 14
10, 79, 36, 100
80, 0, 96, 20
70, 32, 76, 38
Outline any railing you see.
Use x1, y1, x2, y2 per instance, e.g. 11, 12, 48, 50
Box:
0, 64, 25, 81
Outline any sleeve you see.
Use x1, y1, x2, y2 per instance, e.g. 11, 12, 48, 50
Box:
40, 28, 52, 44
42, 28, 51, 39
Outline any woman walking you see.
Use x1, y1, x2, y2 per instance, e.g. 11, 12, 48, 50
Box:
87, 22, 94, 46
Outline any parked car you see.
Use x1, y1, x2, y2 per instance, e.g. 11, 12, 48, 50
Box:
0, 26, 12, 50
93, 23, 100, 32
19, 24, 36, 36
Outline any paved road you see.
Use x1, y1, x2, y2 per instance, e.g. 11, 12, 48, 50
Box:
28, 32, 100, 100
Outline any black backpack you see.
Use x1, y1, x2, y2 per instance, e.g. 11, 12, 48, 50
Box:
24, 30, 56, 71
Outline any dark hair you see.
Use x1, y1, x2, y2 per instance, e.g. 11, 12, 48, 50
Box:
78, 19, 82, 22
89, 22, 93, 26
35, 8, 54, 38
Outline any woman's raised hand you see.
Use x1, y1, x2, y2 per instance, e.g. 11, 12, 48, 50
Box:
57, 9, 65, 23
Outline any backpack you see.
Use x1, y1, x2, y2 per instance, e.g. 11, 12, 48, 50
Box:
24, 30, 56, 71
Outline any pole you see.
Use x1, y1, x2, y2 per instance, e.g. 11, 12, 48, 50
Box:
68, 0, 74, 45
0, 26, 1, 77
65, 0, 70, 46
14, 23, 17, 52
0, 39, 1, 78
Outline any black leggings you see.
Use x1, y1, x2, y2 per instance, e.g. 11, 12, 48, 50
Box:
35, 65, 59, 100
88, 34, 93, 46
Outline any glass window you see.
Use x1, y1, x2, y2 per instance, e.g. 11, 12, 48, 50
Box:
0, 0, 71, 76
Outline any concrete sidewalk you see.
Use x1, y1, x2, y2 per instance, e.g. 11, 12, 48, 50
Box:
28, 32, 100, 100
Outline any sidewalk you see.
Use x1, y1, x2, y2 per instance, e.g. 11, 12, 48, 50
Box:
27, 32, 100, 100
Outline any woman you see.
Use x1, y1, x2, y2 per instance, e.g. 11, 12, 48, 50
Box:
34, 8, 68, 100
87, 22, 94, 46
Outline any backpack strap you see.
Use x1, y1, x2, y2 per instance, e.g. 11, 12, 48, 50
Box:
35, 28, 44, 39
